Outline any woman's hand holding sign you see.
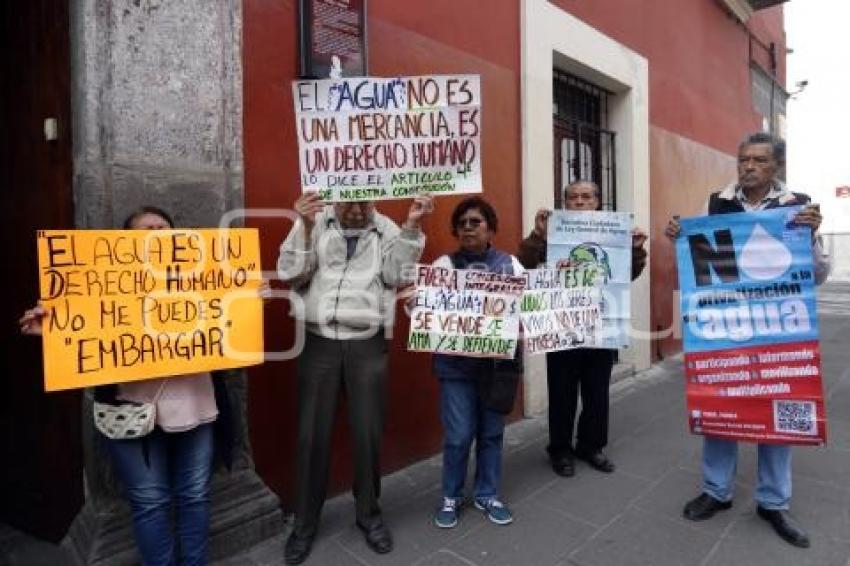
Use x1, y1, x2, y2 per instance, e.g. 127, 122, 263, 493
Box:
19, 304, 46, 336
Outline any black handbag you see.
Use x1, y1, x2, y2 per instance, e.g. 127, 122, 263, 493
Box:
477, 355, 522, 415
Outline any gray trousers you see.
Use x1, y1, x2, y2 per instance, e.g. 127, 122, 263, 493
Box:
293, 331, 388, 538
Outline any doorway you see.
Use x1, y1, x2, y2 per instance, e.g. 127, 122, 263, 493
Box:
0, 0, 82, 541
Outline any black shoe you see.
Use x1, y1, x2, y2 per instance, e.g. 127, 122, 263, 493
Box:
757, 506, 811, 548
576, 449, 615, 473
550, 453, 575, 477
284, 532, 314, 565
682, 493, 732, 521
357, 521, 393, 554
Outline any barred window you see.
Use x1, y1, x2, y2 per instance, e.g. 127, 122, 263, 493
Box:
553, 70, 617, 210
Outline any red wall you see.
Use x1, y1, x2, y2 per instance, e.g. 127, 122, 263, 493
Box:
550, 0, 786, 156
242, 0, 521, 507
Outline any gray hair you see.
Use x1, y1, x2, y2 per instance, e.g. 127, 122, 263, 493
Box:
562, 180, 603, 211
563, 179, 602, 199
738, 132, 785, 164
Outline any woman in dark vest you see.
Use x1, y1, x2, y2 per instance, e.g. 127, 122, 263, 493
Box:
431, 196, 524, 529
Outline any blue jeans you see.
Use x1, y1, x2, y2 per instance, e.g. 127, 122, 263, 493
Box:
107, 424, 214, 566
439, 379, 505, 501
702, 436, 791, 510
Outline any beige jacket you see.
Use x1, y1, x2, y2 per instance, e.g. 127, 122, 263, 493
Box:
277, 206, 425, 339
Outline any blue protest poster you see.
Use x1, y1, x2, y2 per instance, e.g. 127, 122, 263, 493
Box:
677, 207, 818, 351
676, 207, 826, 445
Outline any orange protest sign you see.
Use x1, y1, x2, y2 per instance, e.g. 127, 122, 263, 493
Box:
37, 229, 264, 391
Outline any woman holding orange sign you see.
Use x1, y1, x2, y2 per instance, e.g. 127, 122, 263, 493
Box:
20, 206, 269, 566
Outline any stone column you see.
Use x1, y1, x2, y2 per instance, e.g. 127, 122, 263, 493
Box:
63, 1, 282, 563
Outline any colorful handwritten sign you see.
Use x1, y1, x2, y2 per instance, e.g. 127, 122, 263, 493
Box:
520, 268, 603, 355
408, 264, 524, 359
547, 211, 633, 349
676, 208, 826, 445
37, 229, 264, 391
293, 75, 481, 201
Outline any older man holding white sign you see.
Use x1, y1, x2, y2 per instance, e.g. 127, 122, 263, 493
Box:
519, 180, 647, 478
277, 191, 432, 564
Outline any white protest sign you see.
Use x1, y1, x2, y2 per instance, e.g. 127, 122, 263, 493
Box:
292, 75, 481, 201
520, 268, 604, 355
408, 264, 524, 359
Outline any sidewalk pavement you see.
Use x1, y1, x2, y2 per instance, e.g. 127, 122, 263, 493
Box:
219, 283, 850, 566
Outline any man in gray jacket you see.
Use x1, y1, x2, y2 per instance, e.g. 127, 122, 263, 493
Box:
278, 192, 433, 564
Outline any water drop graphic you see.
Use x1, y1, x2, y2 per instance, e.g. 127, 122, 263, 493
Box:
739, 224, 792, 281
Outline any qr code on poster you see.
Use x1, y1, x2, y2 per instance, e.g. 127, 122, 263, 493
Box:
773, 400, 817, 435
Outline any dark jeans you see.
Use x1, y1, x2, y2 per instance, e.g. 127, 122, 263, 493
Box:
293, 332, 388, 538
439, 378, 506, 501
546, 348, 615, 458
106, 423, 214, 566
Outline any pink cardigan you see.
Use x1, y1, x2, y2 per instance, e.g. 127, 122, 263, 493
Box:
118, 372, 218, 433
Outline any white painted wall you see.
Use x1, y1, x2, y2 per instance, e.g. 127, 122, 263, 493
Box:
521, 0, 651, 416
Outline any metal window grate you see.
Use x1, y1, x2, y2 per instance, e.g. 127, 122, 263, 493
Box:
553, 70, 617, 211
553, 70, 610, 127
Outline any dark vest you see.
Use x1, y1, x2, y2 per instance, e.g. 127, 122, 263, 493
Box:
707, 190, 810, 216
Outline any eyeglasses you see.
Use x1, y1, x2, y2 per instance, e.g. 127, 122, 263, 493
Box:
455, 217, 484, 229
